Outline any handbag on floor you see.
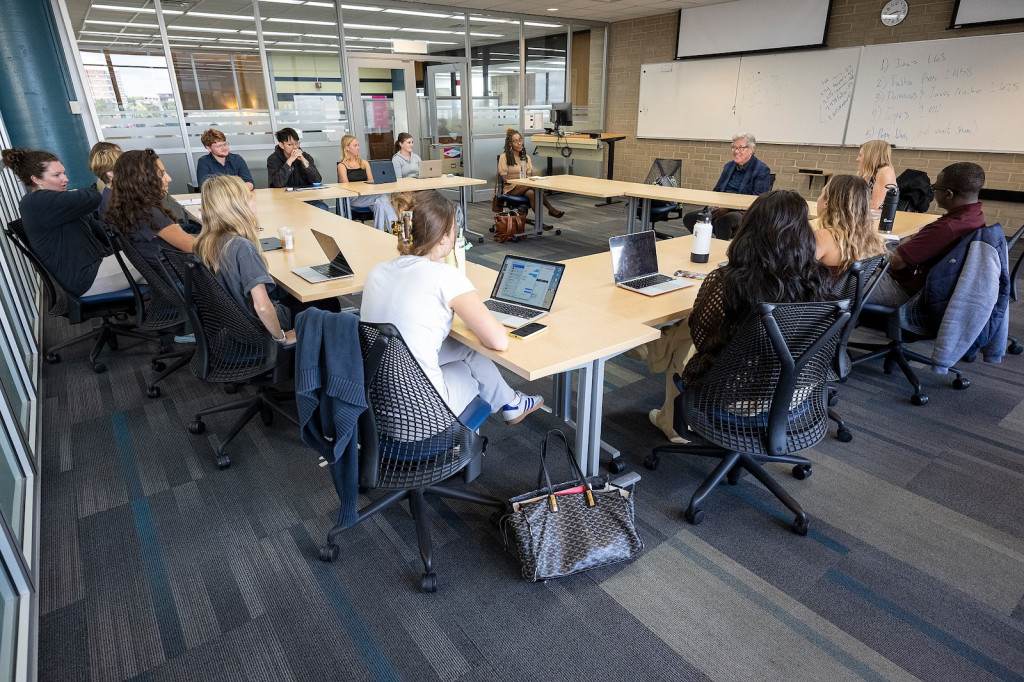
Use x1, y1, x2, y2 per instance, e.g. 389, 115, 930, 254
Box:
493, 208, 527, 243
502, 430, 643, 582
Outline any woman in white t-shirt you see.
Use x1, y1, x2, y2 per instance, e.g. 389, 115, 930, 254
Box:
360, 190, 543, 423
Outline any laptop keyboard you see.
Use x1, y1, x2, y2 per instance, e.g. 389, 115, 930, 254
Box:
485, 299, 537, 318
311, 262, 348, 277
622, 273, 673, 289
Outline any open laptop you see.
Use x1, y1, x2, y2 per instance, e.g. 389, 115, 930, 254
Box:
483, 255, 566, 327
418, 159, 442, 178
609, 230, 693, 296
291, 229, 355, 284
366, 159, 397, 185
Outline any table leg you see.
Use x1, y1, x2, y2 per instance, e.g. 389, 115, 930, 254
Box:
640, 198, 652, 232
596, 139, 623, 207
534, 187, 546, 236
626, 197, 638, 234
573, 363, 593, 474
342, 197, 353, 220
552, 371, 571, 420
458, 185, 485, 243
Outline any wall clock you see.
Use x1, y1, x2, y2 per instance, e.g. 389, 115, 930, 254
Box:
882, 0, 909, 26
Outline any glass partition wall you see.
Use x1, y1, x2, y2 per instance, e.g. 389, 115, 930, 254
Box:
64, 0, 607, 196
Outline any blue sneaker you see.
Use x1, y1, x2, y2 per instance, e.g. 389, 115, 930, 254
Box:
502, 392, 544, 425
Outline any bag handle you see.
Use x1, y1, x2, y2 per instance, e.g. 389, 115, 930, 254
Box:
537, 429, 594, 512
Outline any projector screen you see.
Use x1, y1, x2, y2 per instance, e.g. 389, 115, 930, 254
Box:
949, 0, 1024, 28
676, 0, 832, 59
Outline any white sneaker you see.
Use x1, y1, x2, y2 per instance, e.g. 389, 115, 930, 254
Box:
649, 409, 686, 444
503, 392, 544, 425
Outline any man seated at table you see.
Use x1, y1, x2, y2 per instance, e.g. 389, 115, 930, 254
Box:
266, 127, 328, 211
683, 132, 772, 239
868, 161, 986, 307
197, 128, 254, 191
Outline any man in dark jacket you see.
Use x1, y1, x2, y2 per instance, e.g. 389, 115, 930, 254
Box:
266, 127, 329, 211
683, 132, 773, 239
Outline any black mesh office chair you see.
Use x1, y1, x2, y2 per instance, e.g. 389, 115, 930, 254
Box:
104, 228, 193, 398
826, 255, 889, 442
645, 301, 850, 535
636, 158, 684, 235
1002, 224, 1024, 355
162, 251, 296, 469
320, 322, 504, 593
4, 218, 154, 373
895, 169, 933, 212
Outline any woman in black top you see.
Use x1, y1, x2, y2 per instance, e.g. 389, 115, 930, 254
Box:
1, 147, 139, 297
336, 134, 397, 232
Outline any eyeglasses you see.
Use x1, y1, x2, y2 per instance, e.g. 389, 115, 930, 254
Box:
930, 184, 954, 194
731, 145, 750, 152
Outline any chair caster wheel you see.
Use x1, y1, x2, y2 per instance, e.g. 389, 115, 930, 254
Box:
46, 352, 61, 364
726, 467, 741, 485
827, 394, 839, 407
152, 361, 166, 372
643, 454, 659, 470
224, 383, 238, 394
1009, 343, 1023, 355
684, 507, 704, 525
952, 377, 969, 390
910, 393, 928, 406
793, 516, 809, 536
836, 428, 853, 443
147, 386, 161, 399
92, 362, 107, 374
478, 237, 484, 244
555, 229, 562, 235
605, 457, 626, 474
792, 464, 812, 480
319, 544, 339, 562
421, 572, 437, 593
188, 420, 206, 434
962, 354, 976, 363
216, 455, 231, 469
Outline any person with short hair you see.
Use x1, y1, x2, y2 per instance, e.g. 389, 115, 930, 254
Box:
105, 149, 195, 274
267, 127, 328, 211
683, 132, 772, 239
868, 162, 987, 307
856, 139, 899, 212
88, 141, 122, 218
813, 174, 888, 278
360, 190, 543, 423
336, 134, 398, 232
197, 128, 254, 190
391, 132, 421, 178
2, 146, 141, 297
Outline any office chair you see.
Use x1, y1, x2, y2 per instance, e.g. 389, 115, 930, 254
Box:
1002, 224, 1024, 355
161, 251, 296, 469
186, 183, 200, 194
4, 218, 154, 373
319, 322, 505, 593
636, 158, 684, 236
645, 301, 850, 535
826, 255, 889, 442
492, 155, 560, 237
104, 228, 193, 398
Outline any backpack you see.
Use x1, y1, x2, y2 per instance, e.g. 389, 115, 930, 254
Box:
895, 169, 934, 213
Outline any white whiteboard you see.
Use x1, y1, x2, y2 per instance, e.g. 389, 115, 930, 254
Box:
735, 48, 860, 145
637, 58, 740, 140
846, 33, 1024, 152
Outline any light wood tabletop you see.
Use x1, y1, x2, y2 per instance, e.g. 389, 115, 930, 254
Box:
624, 185, 760, 212
338, 175, 486, 195
508, 175, 637, 199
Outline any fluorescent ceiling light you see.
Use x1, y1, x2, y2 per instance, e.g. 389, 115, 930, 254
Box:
78, 39, 141, 45
306, 1, 337, 6
384, 9, 453, 18
399, 28, 455, 34
341, 4, 382, 10
343, 23, 392, 30
469, 32, 505, 37
186, 12, 256, 21
80, 31, 155, 38
352, 37, 393, 43
166, 26, 239, 33
218, 38, 260, 43
469, 17, 517, 24
85, 19, 159, 28
273, 41, 338, 47
266, 18, 335, 25
239, 30, 291, 36
259, 0, 302, 4
91, 5, 183, 15
165, 36, 205, 41
524, 22, 562, 27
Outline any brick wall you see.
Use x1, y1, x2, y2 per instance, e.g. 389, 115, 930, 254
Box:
605, 0, 1024, 230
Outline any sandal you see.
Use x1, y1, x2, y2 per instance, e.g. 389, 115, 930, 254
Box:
548, 209, 565, 218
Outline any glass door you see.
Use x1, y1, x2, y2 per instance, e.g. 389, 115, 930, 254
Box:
345, 56, 418, 162
425, 63, 467, 176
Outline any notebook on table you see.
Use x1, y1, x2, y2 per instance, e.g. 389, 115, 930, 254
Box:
366, 160, 397, 185
483, 255, 566, 327
418, 159, 443, 178
291, 229, 355, 283
609, 230, 692, 296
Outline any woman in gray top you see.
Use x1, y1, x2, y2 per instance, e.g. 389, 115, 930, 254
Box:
391, 132, 421, 178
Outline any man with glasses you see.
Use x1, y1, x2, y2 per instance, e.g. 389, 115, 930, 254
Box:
197, 128, 255, 191
683, 132, 772, 239
868, 162, 987, 306
267, 127, 329, 211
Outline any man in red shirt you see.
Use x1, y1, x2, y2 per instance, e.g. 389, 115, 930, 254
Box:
869, 162, 986, 306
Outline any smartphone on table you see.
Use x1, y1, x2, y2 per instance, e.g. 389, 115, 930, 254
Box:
510, 322, 547, 340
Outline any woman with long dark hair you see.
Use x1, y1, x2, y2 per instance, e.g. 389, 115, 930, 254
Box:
496, 127, 563, 221
105, 149, 194, 273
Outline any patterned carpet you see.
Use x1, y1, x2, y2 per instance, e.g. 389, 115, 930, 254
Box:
37, 195, 1024, 681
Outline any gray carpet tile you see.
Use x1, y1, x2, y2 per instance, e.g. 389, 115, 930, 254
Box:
35, 195, 1024, 681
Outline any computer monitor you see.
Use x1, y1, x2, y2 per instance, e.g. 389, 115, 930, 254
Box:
550, 102, 572, 131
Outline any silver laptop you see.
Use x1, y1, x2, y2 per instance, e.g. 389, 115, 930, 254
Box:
366, 159, 397, 185
609, 231, 692, 296
291, 229, 355, 283
418, 159, 443, 178
483, 255, 566, 327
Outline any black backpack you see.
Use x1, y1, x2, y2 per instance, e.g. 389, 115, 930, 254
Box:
896, 169, 934, 213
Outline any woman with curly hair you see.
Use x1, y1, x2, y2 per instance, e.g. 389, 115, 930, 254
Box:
496, 127, 563, 221
646, 190, 834, 442
813, 174, 888, 278
105, 149, 194, 273
856, 139, 898, 212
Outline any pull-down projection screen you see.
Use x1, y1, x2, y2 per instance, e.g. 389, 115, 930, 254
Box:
949, 0, 1024, 28
676, 0, 831, 59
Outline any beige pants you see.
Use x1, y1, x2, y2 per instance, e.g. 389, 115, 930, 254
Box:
643, 318, 695, 441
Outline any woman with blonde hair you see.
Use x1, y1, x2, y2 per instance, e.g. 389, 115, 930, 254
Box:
497, 127, 563, 222
360, 190, 543, 423
337, 134, 398, 232
88, 141, 122, 217
814, 174, 888, 277
856, 139, 898, 211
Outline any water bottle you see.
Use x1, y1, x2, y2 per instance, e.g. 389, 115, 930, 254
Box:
878, 184, 899, 233
690, 207, 713, 263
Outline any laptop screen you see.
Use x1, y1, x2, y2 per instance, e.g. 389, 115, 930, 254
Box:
491, 256, 565, 311
609, 231, 659, 283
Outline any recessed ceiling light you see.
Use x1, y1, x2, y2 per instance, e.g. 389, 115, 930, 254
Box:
547, 8, 558, 11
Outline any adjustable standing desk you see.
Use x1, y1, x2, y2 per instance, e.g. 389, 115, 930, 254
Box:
529, 132, 629, 206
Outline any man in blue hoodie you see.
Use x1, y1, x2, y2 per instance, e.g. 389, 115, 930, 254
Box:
683, 132, 773, 239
